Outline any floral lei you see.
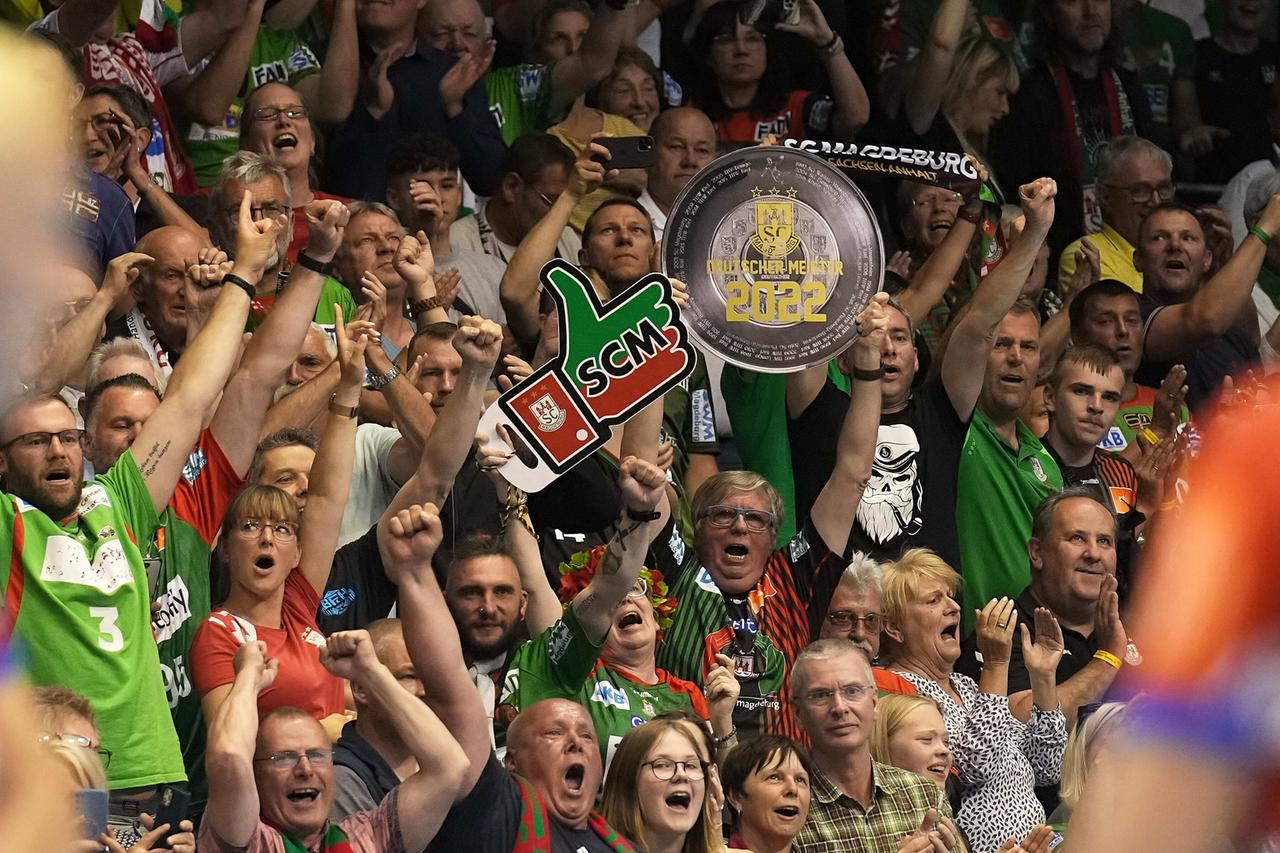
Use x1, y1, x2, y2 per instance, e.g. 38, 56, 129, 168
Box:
556, 545, 678, 635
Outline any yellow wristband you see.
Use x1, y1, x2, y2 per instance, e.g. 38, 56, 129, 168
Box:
1093, 650, 1123, 670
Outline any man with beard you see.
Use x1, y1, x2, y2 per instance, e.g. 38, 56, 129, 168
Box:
787, 178, 1060, 570
0, 192, 280, 802
394, 460, 665, 852
1131, 198, 1280, 411
200, 632, 468, 852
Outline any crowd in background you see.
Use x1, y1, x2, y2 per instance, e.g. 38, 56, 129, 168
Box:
2, 0, 1280, 848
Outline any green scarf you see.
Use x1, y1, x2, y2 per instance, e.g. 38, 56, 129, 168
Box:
512, 775, 635, 853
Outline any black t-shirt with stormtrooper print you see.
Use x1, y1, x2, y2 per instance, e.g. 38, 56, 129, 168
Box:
788, 373, 969, 566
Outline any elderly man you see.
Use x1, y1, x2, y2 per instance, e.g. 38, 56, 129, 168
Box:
1058, 137, 1176, 293
201, 633, 467, 852
418, 0, 630, 144
652, 298, 888, 743
1131, 196, 1280, 410
636, 107, 717, 240
791, 641, 962, 853
819, 556, 921, 698
390, 457, 663, 850
0, 193, 278, 818
1001, 490, 1130, 726
207, 151, 357, 330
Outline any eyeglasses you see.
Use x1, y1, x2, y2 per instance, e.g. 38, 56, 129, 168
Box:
252, 105, 309, 122
234, 518, 298, 540
253, 748, 333, 769
910, 191, 963, 208
643, 758, 708, 781
1103, 181, 1176, 205
699, 505, 776, 532
0, 429, 84, 452
223, 203, 289, 222
803, 684, 873, 707
628, 576, 649, 598
825, 611, 884, 632
40, 734, 112, 769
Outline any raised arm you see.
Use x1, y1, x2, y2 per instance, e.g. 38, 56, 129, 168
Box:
896, 182, 984, 324
320, 631, 469, 850
203, 641, 277, 849
24, 252, 151, 395
500, 141, 612, 343
130, 194, 284, 513
175, 0, 265, 127
476, 429, 563, 637
901, 0, 967, 135
294, 0, 359, 123
941, 179, 1056, 419
384, 315, 502, 517
547, 3, 633, 115
176, 0, 249, 66
40, 0, 116, 47
808, 294, 888, 556
295, 314, 372, 594
211, 200, 349, 475
1142, 193, 1280, 361
570, 456, 667, 643
383, 503, 492, 797
777, 0, 870, 137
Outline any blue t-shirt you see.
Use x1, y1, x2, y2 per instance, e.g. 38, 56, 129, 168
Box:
66, 167, 136, 279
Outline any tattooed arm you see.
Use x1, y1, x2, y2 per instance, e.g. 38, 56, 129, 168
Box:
571, 457, 668, 644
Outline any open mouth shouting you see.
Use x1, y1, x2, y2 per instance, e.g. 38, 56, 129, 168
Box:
664, 790, 693, 813
286, 787, 320, 803
939, 620, 959, 644
774, 803, 802, 820
272, 132, 298, 152
44, 467, 73, 486
563, 762, 586, 795
617, 610, 644, 630
254, 554, 276, 573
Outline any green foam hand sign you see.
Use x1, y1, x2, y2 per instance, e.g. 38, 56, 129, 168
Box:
477, 260, 695, 492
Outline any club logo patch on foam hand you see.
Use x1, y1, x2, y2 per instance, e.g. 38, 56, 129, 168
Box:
478, 260, 695, 492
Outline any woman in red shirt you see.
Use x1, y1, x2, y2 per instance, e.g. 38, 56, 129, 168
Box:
191, 315, 372, 738
690, 0, 869, 146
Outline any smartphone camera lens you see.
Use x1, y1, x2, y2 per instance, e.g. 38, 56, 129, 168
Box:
639, 138, 653, 151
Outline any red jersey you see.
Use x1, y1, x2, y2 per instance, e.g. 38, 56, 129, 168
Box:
711, 90, 834, 145
286, 192, 353, 263
190, 569, 344, 720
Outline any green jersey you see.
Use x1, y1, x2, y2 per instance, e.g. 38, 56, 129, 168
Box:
185, 27, 321, 187
1, 452, 183, 788
498, 607, 709, 770
717, 367, 797, 547
1116, 3, 1195, 151
486, 64, 556, 145
147, 430, 243, 814
956, 410, 1063, 634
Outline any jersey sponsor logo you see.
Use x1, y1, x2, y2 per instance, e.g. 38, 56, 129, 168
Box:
789, 529, 810, 561
518, 66, 544, 102
77, 484, 113, 516
320, 587, 357, 616
754, 115, 791, 142
212, 612, 258, 644
807, 98, 834, 133
547, 621, 573, 664
182, 448, 208, 485
40, 534, 133, 594
691, 388, 716, 445
731, 616, 758, 633
302, 627, 327, 649
694, 567, 721, 593
1030, 457, 1049, 484
152, 575, 192, 643
735, 693, 780, 713
630, 714, 646, 727
590, 681, 631, 710
63, 188, 102, 223
490, 101, 506, 129
1098, 427, 1127, 451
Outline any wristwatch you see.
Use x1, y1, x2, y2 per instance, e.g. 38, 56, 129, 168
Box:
296, 251, 333, 276
327, 394, 358, 418
367, 364, 402, 391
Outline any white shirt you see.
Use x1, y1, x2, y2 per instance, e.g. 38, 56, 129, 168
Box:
637, 190, 668, 241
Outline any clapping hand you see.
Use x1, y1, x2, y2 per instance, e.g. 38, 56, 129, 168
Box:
975, 597, 1017, 666
334, 312, 376, 390
303, 199, 350, 261
1019, 608, 1064, 679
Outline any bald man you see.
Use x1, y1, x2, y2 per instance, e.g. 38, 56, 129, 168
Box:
105, 226, 210, 379
638, 107, 718, 240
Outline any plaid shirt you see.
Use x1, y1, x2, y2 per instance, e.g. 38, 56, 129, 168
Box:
793, 761, 962, 853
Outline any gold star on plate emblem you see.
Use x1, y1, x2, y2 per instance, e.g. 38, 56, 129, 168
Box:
786, 186, 798, 198
768, 186, 780, 196
750, 186, 763, 198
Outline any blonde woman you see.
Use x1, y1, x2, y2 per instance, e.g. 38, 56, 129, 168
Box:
601, 718, 723, 853
1055, 702, 1128, 837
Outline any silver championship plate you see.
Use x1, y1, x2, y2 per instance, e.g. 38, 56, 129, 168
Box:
664, 146, 884, 372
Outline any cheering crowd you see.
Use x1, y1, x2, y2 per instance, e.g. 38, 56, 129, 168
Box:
1, 0, 1279, 848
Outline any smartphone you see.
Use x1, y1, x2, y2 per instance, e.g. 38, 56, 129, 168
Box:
739, 0, 799, 31
152, 784, 190, 849
592, 136, 656, 171
76, 788, 109, 841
